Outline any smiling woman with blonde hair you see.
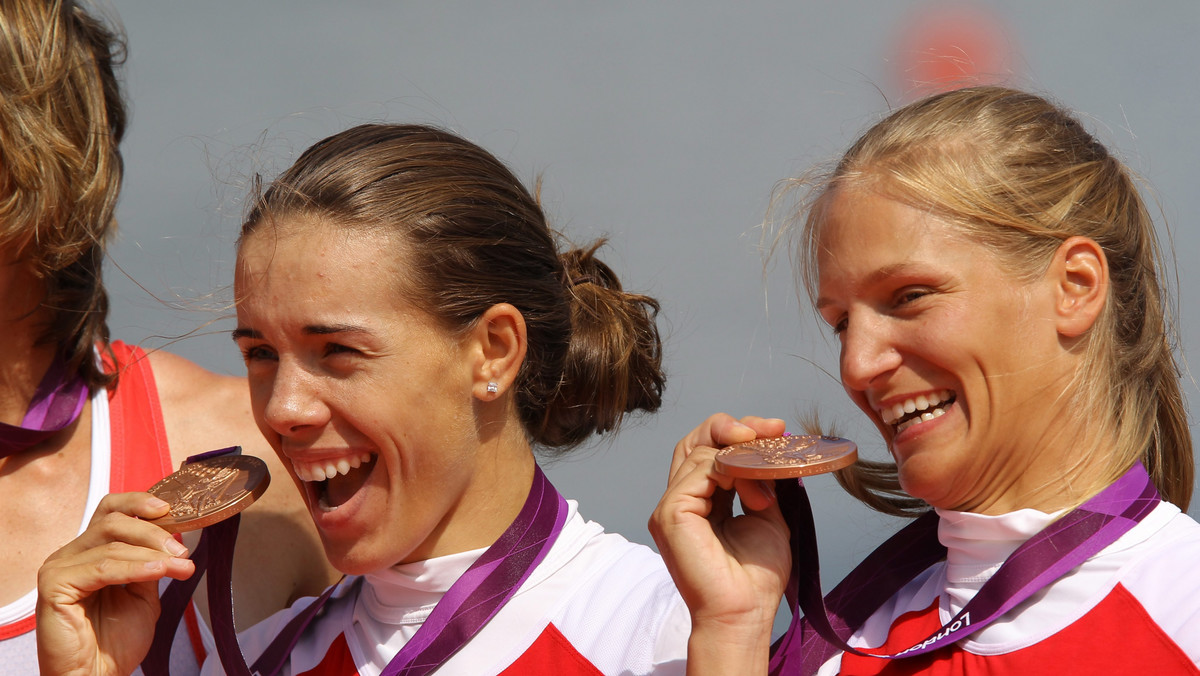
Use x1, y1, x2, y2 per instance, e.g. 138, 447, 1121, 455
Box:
650, 86, 1199, 675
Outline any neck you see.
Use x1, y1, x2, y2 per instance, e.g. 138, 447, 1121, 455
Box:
0, 258, 55, 424
403, 420, 537, 564
969, 421, 1119, 516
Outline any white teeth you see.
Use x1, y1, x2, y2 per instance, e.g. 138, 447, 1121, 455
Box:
292, 453, 374, 483
880, 390, 954, 426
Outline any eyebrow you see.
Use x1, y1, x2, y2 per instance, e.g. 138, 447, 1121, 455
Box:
231, 323, 372, 341
230, 327, 260, 342
815, 262, 924, 311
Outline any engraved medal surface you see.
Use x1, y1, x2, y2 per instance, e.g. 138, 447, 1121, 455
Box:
715, 435, 857, 479
147, 454, 270, 533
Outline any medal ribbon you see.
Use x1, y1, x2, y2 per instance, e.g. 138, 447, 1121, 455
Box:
143, 462, 568, 676
768, 463, 1160, 675
143, 447, 254, 676
0, 355, 88, 458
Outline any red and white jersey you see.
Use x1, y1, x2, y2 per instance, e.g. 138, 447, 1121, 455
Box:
815, 501, 1200, 675
0, 343, 206, 675
204, 502, 689, 676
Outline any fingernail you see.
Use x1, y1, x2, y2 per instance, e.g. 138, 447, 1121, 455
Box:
164, 538, 188, 556
147, 496, 170, 510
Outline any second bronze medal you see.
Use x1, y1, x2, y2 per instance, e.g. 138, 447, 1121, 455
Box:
715, 435, 857, 480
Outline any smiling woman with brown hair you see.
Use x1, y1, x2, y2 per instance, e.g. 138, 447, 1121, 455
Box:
37, 123, 689, 676
650, 86, 1199, 675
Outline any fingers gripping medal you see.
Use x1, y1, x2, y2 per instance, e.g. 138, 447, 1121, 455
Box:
147, 452, 270, 533
715, 434, 857, 479
713, 434, 856, 673
142, 448, 270, 676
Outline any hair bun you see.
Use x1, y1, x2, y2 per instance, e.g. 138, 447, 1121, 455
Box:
532, 239, 665, 451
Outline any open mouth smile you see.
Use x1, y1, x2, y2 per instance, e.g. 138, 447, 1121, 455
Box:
292, 452, 376, 512
879, 390, 956, 434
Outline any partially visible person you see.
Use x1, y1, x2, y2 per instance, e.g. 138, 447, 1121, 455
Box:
37, 123, 689, 675
650, 86, 1200, 674
0, 2, 338, 673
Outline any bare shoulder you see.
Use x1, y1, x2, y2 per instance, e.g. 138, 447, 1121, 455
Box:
145, 350, 260, 459
144, 350, 288, 514
146, 349, 340, 627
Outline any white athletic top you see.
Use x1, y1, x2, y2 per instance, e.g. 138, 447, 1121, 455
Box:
814, 501, 1200, 674
0, 387, 110, 674
203, 501, 690, 676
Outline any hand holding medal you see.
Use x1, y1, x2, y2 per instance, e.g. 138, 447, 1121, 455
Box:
650, 415, 852, 672
35, 446, 271, 676
141, 448, 274, 676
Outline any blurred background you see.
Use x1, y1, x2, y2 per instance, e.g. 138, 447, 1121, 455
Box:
102, 0, 1200, 629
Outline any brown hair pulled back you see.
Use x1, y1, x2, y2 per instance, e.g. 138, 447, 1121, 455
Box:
787, 86, 1191, 514
0, 0, 126, 388
240, 123, 665, 451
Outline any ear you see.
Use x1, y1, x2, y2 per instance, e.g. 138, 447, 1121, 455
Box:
1049, 236, 1109, 338
466, 303, 528, 401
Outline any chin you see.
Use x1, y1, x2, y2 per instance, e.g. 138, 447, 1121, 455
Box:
326, 552, 382, 576
326, 538, 421, 576
317, 538, 371, 576
895, 459, 950, 507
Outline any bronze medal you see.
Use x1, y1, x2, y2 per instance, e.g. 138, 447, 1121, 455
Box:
147, 454, 270, 533
715, 435, 857, 479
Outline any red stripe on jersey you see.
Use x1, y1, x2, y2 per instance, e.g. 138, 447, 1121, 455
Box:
288, 624, 604, 676
838, 584, 1197, 675
0, 616, 34, 640
500, 623, 603, 675
297, 633, 357, 676
103, 341, 173, 492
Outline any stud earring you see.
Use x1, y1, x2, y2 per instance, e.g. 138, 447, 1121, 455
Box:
486, 381, 499, 395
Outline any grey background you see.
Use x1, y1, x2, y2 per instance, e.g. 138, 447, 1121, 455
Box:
102, 0, 1200, 623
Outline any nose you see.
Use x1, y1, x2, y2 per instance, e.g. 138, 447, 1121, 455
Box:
258, 359, 329, 437
839, 312, 902, 393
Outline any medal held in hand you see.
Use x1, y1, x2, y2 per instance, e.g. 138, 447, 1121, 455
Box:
147, 452, 270, 533
715, 434, 857, 479
143, 447, 272, 676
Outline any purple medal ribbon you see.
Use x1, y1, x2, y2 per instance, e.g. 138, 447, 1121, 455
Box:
143, 462, 568, 676
768, 463, 1160, 675
0, 355, 88, 458
143, 447, 254, 676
